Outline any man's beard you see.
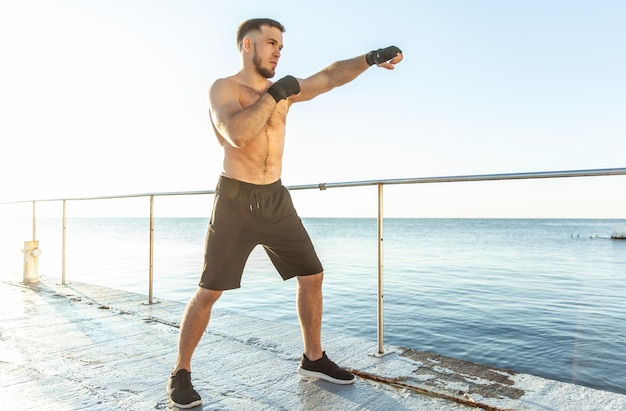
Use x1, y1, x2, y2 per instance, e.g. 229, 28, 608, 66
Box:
252, 45, 275, 78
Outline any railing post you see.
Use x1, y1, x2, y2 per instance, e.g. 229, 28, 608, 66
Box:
377, 183, 385, 354
62, 200, 67, 285
148, 195, 155, 304
22, 201, 40, 284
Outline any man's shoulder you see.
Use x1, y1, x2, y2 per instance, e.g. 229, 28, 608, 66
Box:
210, 75, 239, 91
208, 76, 244, 105
209, 74, 271, 108
211, 75, 263, 96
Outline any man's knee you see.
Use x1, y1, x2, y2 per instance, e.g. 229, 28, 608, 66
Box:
297, 272, 324, 288
194, 287, 222, 306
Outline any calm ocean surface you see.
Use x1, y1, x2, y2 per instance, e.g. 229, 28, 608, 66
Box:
2, 217, 625, 394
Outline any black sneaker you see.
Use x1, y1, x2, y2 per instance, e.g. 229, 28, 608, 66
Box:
167, 369, 202, 409
297, 352, 355, 385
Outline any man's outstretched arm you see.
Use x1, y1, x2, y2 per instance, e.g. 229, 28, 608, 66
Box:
291, 46, 403, 103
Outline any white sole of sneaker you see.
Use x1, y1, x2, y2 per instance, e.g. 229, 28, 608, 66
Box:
297, 367, 355, 385
170, 399, 202, 409
170, 398, 203, 409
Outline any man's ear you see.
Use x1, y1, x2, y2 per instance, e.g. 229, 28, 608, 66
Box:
242, 37, 253, 53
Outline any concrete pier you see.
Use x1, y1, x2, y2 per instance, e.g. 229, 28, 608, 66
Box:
1, 275, 625, 410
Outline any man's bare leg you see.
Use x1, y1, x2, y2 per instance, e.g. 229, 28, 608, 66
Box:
168, 288, 221, 407
296, 272, 324, 361
296, 271, 354, 384
173, 287, 223, 373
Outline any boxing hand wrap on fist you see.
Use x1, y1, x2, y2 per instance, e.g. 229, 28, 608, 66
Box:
366, 46, 402, 66
267, 75, 300, 103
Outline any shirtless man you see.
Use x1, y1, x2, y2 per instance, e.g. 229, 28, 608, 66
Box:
168, 18, 402, 409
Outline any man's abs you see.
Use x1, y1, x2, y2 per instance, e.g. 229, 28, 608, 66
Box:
221, 134, 285, 184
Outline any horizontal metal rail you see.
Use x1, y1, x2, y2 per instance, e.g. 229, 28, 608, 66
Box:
287, 167, 626, 191
3, 167, 626, 205
3, 167, 626, 354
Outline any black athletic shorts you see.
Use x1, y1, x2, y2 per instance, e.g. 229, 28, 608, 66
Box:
199, 175, 323, 290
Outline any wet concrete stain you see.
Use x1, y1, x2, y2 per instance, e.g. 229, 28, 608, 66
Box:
400, 348, 525, 400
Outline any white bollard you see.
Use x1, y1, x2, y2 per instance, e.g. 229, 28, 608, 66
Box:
22, 240, 41, 284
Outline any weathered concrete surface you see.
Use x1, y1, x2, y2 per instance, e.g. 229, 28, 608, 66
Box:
1, 275, 625, 410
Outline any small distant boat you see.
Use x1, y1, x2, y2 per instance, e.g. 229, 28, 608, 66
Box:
611, 225, 626, 240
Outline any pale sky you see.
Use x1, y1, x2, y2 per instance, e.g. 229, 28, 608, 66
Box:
1, 0, 625, 218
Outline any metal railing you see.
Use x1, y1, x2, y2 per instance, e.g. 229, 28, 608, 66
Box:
3, 167, 626, 354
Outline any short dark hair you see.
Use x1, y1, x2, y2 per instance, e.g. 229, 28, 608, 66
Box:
236, 18, 285, 51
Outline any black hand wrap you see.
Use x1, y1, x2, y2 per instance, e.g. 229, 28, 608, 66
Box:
267, 75, 300, 103
366, 46, 402, 66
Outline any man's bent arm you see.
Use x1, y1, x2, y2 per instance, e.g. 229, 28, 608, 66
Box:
209, 78, 277, 148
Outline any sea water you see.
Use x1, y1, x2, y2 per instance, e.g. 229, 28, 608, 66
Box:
1, 217, 625, 394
